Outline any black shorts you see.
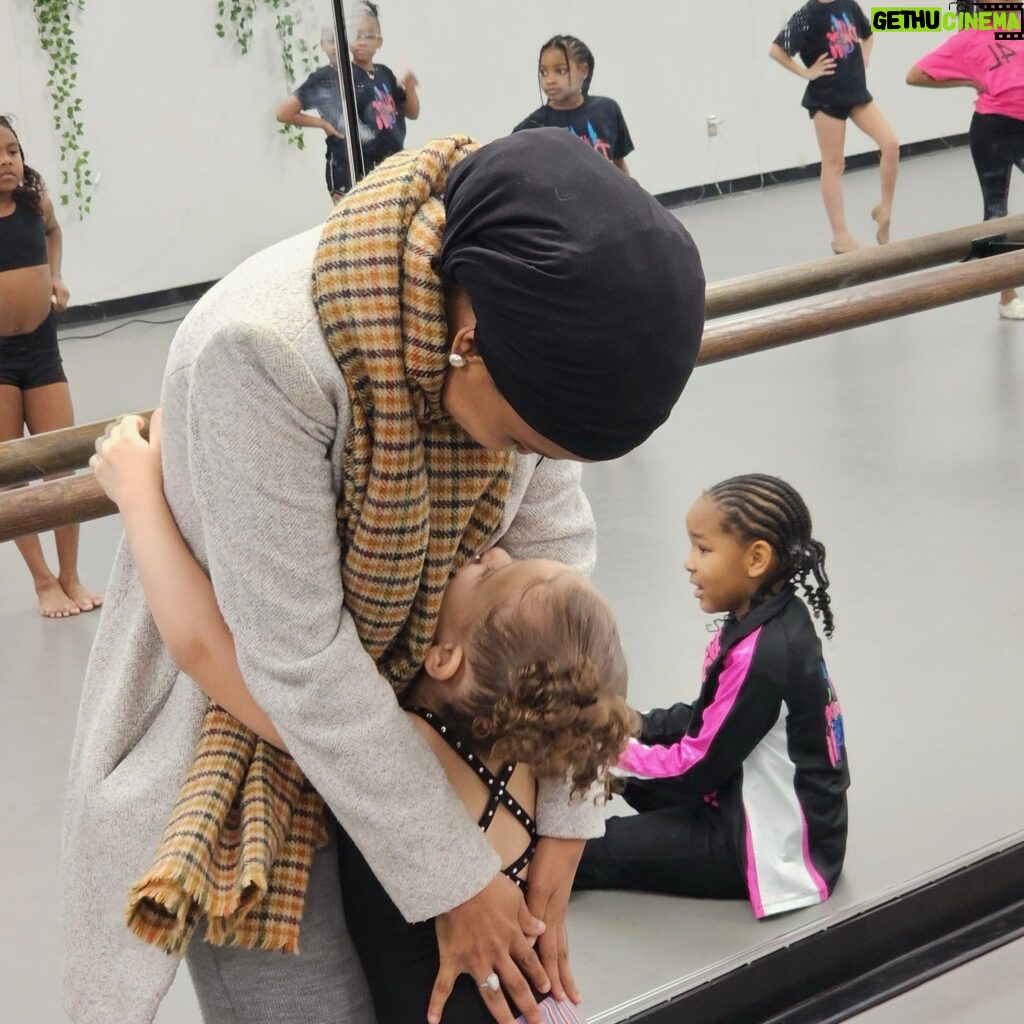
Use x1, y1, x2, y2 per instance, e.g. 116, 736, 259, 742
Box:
325, 136, 352, 196
0, 312, 67, 390
807, 101, 870, 122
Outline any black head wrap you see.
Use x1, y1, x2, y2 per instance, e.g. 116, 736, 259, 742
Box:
441, 128, 705, 461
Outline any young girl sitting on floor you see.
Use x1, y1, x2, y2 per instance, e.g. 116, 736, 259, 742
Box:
574, 474, 849, 920
90, 411, 634, 1024
0, 115, 102, 618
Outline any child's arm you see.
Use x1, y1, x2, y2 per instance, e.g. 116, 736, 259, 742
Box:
906, 65, 978, 90
861, 33, 874, 69
90, 412, 286, 749
617, 656, 781, 790
40, 194, 69, 312
400, 71, 420, 120
768, 42, 835, 82
275, 95, 343, 139
613, 157, 630, 175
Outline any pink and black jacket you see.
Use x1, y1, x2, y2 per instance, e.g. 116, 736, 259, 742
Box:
619, 588, 849, 918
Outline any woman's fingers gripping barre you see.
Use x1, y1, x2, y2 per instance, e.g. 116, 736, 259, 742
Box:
89, 410, 163, 511
430, 873, 549, 1024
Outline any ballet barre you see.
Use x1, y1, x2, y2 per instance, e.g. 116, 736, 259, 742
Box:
705, 212, 1024, 319
0, 411, 154, 489
3, 245, 1024, 542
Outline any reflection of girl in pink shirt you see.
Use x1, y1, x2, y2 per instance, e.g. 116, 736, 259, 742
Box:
908, 19, 1024, 318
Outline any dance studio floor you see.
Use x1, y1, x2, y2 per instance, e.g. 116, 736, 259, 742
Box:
2, 145, 1022, 1023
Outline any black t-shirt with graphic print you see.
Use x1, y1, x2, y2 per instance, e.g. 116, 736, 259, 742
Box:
295, 64, 346, 132
774, 0, 873, 110
294, 62, 407, 173
512, 95, 634, 162
352, 63, 407, 170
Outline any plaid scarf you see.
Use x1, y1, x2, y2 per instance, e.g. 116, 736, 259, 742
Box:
126, 136, 514, 956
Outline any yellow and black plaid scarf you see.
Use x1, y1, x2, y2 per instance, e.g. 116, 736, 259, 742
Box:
126, 136, 514, 956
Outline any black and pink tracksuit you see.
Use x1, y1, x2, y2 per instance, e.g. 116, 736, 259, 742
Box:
576, 588, 849, 918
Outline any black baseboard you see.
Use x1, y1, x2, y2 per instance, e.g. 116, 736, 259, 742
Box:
60, 135, 971, 325
61, 281, 217, 328
625, 839, 1024, 1024
655, 133, 970, 209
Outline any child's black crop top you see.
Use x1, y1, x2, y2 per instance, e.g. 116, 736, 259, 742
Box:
409, 706, 538, 889
0, 201, 47, 272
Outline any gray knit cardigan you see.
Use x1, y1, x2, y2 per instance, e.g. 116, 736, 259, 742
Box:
61, 227, 603, 1024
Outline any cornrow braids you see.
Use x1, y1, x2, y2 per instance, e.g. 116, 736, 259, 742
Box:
538, 35, 594, 97
706, 474, 835, 638
561, 35, 596, 95
0, 116, 44, 218
441, 574, 635, 797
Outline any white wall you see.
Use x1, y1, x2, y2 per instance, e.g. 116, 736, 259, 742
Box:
2, 0, 976, 305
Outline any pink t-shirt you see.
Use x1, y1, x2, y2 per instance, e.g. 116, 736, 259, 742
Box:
916, 30, 1024, 119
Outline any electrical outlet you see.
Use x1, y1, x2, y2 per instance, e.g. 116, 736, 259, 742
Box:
706, 114, 723, 138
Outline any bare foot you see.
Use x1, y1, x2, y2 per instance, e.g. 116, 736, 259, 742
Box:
60, 577, 104, 613
831, 234, 866, 255
35, 578, 82, 618
871, 205, 891, 245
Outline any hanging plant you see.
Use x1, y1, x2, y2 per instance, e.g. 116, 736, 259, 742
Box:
31, 0, 94, 217
215, 0, 322, 150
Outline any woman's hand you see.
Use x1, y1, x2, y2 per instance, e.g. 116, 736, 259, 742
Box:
89, 410, 164, 512
525, 837, 585, 1005
51, 279, 69, 312
430, 873, 549, 1024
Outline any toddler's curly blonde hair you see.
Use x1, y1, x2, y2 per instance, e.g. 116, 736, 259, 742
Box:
438, 574, 635, 798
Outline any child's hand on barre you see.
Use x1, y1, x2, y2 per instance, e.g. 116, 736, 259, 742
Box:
90, 409, 164, 512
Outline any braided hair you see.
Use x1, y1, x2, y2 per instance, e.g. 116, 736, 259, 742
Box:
0, 116, 45, 218
706, 474, 835, 638
538, 34, 595, 97
438, 573, 635, 797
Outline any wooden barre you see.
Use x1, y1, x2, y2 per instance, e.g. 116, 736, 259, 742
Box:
0, 410, 154, 488
705, 212, 1024, 319
698, 245, 1024, 365
4, 214, 1022, 486
4, 248, 1024, 542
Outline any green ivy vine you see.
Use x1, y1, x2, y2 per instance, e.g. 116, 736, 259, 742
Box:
215, 0, 323, 150
31, 0, 93, 217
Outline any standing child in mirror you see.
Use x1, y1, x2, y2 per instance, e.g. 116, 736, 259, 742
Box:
346, 1, 420, 177
769, 0, 899, 253
277, 5, 420, 202
277, 25, 353, 202
513, 35, 633, 175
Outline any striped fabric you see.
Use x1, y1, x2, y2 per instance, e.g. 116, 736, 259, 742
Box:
516, 997, 588, 1023
125, 136, 514, 956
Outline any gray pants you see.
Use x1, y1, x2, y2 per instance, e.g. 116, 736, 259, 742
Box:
185, 819, 375, 1024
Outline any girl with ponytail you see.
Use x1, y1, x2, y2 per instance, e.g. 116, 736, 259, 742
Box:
575, 474, 850, 920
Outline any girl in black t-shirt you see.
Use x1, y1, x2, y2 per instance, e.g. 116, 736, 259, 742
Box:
769, 0, 899, 253
513, 35, 634, 175
276, 3, 420, 202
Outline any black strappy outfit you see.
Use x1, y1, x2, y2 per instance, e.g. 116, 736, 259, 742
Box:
336, 707, 541, 1023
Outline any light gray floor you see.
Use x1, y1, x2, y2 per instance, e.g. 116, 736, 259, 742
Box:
2, 146, 1023, 1023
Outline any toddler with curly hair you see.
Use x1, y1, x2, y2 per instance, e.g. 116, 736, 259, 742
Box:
90, 411, 633, 1024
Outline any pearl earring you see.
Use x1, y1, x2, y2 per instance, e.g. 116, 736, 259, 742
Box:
448, 352, 466, 368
